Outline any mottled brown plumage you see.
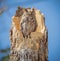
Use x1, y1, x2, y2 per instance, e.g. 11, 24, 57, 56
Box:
20, 10, 37, 38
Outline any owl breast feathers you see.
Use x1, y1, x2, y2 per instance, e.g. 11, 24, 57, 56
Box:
20, 10, 37, 38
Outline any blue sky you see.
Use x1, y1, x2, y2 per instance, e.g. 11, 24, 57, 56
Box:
0, 0, 60, 61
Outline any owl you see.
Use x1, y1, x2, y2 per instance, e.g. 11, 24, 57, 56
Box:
20, 10, 37, 38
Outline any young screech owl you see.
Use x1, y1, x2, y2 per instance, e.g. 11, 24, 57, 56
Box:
20, 10, 37, 38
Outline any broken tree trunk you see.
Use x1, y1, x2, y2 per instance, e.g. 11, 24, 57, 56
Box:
10, 7, 48, 61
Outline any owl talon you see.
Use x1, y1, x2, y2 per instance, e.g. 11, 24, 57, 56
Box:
28, 35, 31, 38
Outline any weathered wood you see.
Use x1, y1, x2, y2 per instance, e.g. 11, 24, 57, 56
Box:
10, 7, 48, 61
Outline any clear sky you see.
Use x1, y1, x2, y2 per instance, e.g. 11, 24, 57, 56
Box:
0, 0, 60, 61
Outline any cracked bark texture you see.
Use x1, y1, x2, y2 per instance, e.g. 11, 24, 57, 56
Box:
10, 7, 48, 61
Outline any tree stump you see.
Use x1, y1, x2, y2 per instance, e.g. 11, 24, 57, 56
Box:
10, 7, 48, 61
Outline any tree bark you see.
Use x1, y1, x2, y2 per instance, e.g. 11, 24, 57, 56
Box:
10, 7, 48, 61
